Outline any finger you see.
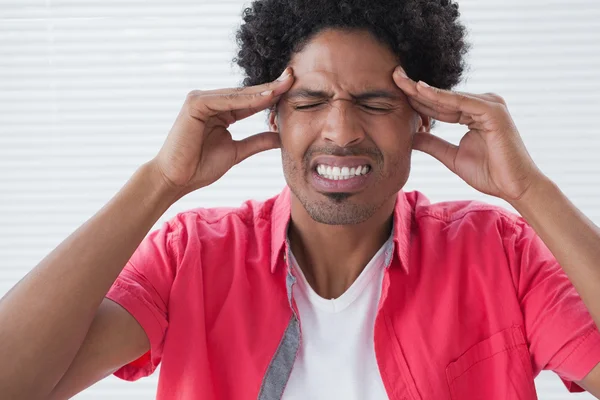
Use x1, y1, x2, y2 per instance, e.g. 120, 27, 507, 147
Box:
189, 89, 283, 122
207, 94, 284, 126
187, 68, 294, 121
201, 68, 294, 97
412, 132, 458, 174
467, 121, 486, 131
414, 81, 488, 116
234, 131, 281, 164
392, 67, 420, 97
393, 68, 459, 113
231, 95, 283, 121
475, 92, 507, 106
408, 98, 474, 126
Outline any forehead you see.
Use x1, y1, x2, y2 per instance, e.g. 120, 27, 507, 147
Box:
288, 29, 400, 93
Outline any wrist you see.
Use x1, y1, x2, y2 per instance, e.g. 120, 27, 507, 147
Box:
138, 160, 185, 208
508, 174, 556, 216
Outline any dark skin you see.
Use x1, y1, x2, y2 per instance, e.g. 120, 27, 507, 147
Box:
269, 29, 430, 298
2, 23, 599, 399
271, 28, 600, 394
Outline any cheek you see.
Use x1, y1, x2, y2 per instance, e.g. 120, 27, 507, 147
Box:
278, 108, 319, 155
370, 115, 416, 175
372, 116, 415, 152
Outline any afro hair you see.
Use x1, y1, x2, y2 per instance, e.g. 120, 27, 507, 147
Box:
235, 0, 469, 90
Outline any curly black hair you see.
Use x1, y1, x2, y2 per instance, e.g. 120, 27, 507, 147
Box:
234, 0, 469, 90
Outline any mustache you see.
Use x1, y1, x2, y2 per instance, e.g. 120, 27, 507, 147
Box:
303, 146, 383, 160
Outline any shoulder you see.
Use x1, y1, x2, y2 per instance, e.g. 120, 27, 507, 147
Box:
160, 192, 281, 257
404, 190, 522, 239
176, 195, 277, 225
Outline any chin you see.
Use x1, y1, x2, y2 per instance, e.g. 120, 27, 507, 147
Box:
293, 189, 380, 226
321, 192, 353, 203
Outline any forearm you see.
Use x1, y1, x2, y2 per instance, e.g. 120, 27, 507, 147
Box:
0, 160, 180, 398
510, 176, 600, 329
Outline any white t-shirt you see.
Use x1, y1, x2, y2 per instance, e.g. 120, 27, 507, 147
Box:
281, 239, 392, 400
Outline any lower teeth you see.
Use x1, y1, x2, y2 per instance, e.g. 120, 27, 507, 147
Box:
320, 174, 364, 180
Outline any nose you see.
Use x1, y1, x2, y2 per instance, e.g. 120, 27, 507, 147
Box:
321, 100, 365, 147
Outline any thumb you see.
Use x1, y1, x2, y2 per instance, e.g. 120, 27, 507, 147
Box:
412, 132, 458, 174
234, 131, 281, 164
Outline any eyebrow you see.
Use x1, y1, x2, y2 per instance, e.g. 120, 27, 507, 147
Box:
286, 88, 402, 101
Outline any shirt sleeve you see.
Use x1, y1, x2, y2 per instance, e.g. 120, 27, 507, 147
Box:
505, 216, 600, 392
105, 217, 182, 381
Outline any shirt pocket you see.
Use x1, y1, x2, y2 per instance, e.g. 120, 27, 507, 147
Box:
445, 325, 537, 400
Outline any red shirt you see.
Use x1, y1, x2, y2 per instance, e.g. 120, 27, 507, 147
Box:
106, 187, 600, 399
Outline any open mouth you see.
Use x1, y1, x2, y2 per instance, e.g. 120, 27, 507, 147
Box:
314, 163, 371, 180
308, 156, 374, 193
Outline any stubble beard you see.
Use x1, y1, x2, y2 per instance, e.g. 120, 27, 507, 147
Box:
282, 149, 383, 225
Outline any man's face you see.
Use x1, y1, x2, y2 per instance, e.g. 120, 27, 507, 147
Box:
271, 29, 428, 225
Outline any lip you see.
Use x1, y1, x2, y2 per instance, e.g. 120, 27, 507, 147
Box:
311, 169, 372, 193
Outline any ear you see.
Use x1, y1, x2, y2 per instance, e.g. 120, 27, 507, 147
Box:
268, 109, 279, 132
416, 112, 431, 133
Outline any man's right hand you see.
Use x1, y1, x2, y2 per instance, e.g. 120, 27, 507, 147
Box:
153, 68, 294, 196
0, 70, 296, 400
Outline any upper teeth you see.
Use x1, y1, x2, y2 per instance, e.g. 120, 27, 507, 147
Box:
316, 164, 370, 180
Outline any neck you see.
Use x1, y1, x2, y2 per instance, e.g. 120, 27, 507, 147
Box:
288, 194, 396, 299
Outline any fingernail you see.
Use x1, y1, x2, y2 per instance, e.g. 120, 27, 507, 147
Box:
261, 90, 273, 96
277, 68, 291, 81
418, 81, 430, 88
395, 67, 407, 78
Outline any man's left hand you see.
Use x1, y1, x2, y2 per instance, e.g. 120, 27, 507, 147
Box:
393, 66, 545, 202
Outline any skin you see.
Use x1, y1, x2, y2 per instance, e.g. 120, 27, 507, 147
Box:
270, 29, 429, 298
273, 28, 600, 394
0, 66, 294, 398
389, 38, 600, 396
0, 25, 599, 398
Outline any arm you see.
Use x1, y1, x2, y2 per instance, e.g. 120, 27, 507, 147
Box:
509, 176, 600, 395
0, 161, 179, 399
392, 66, 600, 396
47, 298, 152, 400
0, 69, 294, 399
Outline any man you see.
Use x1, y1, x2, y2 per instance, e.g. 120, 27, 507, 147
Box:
1, 0, 600, 399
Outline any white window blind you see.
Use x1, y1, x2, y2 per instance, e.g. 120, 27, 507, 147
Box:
1, 1, 599, 398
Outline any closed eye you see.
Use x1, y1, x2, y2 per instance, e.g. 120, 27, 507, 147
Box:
361, 105, 391, 112
294, 103, 325, 110
293, 103, 392, 112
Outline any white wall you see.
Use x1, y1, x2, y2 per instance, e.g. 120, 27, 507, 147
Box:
1, 0, 599, 398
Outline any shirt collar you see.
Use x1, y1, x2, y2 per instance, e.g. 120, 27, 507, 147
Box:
270, 186, 412, 274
